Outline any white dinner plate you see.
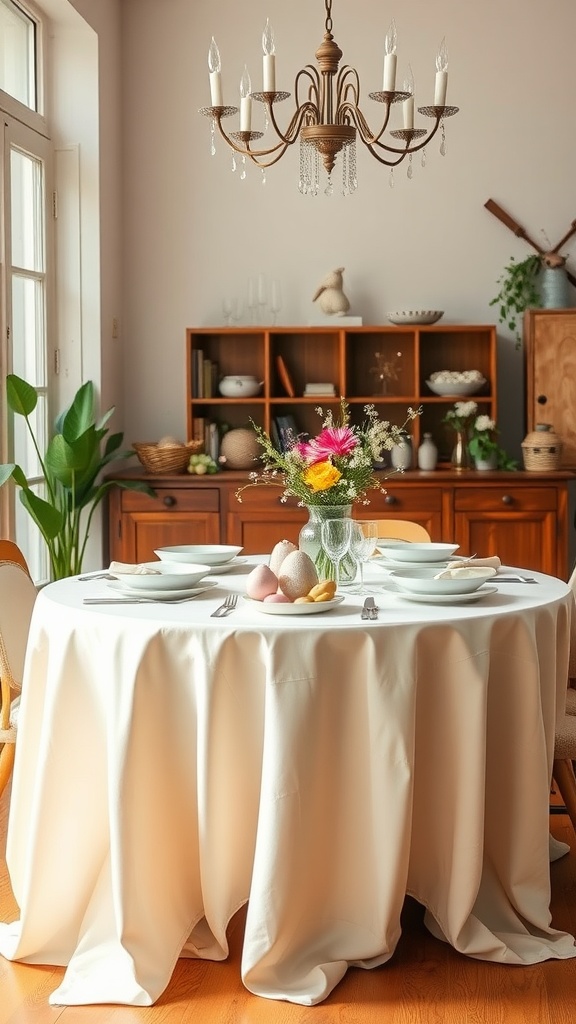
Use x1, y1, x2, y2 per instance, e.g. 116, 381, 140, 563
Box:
154, 545, 243, 565
243, 595, 345, 615
377, 542, 460, 563
371, 555, 463, 571
107, 579, 219, 601
205, 557, 248, 574
393, 585, 498, 605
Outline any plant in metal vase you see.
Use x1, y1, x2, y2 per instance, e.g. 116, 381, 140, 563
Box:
0, 374, 154, 579
489, 254, 542, 348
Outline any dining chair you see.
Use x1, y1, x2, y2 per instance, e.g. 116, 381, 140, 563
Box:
373, 519, 432, 543
0, 559, 38, 800
551, 564, 576, 831
0, 539, 30, 574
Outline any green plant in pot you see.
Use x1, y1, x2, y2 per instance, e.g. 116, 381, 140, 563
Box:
0, 374, 154, 579
489, 254, 542, 348
468, 414, 518, 471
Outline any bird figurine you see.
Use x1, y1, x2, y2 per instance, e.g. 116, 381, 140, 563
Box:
312, 267, 351, 316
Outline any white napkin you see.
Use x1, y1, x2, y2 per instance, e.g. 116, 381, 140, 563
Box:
434, 566, 497, 580
108, 561, 161, 575
446, 555, 501, 571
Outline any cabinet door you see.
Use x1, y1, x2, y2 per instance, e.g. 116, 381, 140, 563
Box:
227, 486, 306, 554
120, 513, 220, 564
366, 485, 443, 540
525, 309, 576, 467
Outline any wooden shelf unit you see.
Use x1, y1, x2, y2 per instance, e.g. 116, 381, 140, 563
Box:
186, 324, 498, 465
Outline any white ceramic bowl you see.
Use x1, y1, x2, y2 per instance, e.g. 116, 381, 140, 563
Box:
426, 378, 486, 397
154, 544, 243, 565
218, 376, 262, 398
109, 561, 209, 590
387, 310, 444, 325
390, 566, 497, 595
379, 542, 460, 563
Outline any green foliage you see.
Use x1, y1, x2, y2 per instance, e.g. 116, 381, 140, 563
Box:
0, 374, 154, 579
489, 254, 542, 348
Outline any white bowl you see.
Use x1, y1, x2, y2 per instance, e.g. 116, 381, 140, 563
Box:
390, 566, 497, 595
154, 544, 243, 565
387, 310, 444, 325
426, 378, 486, 397
380, 542, 459, 563
218, 376, 262, 398
109, 561, 209, 590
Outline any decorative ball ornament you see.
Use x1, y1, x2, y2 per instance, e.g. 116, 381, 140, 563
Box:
219, 427, 262, 470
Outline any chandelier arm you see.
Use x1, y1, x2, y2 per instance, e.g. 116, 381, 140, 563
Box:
343, 103, 392, 145
265, 97, 320, 146
294, 66, 321, 115
360, 119, 443, 166
337, 66, 360, 111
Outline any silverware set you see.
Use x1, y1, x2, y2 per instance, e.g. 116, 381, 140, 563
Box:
361, 596, 378, 620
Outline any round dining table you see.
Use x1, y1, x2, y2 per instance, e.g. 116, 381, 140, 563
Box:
0, 557, 575, 1006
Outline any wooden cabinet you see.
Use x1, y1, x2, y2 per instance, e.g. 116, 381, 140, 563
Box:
187, 324, 497, 465
524, 308, 576, 466
107, 468, 573, 579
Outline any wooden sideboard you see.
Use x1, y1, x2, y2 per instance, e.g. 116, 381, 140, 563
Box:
524, 308, 576, 467
106, 468, 574, 580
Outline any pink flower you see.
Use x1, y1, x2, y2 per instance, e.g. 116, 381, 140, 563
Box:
307, 426, 358, 462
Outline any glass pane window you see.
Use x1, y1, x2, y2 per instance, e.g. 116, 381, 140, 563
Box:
0, 0, 36, 110
10, 146, 44, 271
14, 480, 49, 586
12, 390, 46, 479
11, 273, 46, 382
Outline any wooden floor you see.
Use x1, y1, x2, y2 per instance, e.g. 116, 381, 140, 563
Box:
1, 787, 576, 1024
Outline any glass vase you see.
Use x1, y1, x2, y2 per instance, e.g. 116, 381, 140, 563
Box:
298, 504, 357, 583
451, 430, 470, 472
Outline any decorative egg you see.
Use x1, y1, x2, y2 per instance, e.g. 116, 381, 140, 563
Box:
269, 539, 298, 577
263, 592, 291, 603
219, 428, 261, 470
246, 564, 279, 601
278, 550, 319, 601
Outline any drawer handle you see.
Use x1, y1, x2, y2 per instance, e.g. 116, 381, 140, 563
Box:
501, 494, 514, 505
537, 394, 547, 405
163, 495, 177, 508
385, 494, 398, 506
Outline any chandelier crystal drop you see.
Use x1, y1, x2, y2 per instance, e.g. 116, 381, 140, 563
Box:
199, 0, 459, 195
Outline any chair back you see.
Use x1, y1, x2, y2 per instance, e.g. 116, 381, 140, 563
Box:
373, 519, 432, 543
568, 563, 576, 682
0, 561, 37, 797
0, 540, 30, 574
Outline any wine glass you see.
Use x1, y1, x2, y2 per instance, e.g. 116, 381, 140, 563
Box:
349, 520, 379, 594
270, 279, 282, 325
320, 517, 353, 593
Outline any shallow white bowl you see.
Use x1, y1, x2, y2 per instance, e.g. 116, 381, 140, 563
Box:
387, 310, 444, 325
109, 561, 209, 590
390, 566, 497, 595
154, 545, 243, 565
218, 376, 262, 398
380, 542, 459, 563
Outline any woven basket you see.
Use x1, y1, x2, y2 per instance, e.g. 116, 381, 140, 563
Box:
133, 440, 203, 474
521, 424, 563, 472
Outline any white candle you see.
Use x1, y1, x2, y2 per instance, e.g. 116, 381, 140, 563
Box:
434, 37, 448, 106
383, 19, 397, 92
208, 37, 223, 106
262, 18, 276, 92
403, 95, 414, 129
240, 65, 252, 131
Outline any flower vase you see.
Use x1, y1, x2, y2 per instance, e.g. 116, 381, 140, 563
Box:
298, 504, 357, 583
451, 430, 470, 472
474, 452, 498, 471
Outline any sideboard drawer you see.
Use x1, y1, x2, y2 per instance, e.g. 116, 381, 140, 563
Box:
369, 486, 443, 512
454, 486, 557, 512
120, 487, 220, 513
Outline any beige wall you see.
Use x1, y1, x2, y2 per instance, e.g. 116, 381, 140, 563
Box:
55, 0, 576, 458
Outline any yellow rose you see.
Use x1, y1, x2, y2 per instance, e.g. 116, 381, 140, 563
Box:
303, 461, 342, 492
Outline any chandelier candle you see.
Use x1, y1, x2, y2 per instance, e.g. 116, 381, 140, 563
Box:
262, 19, 276, 92
382, 20, 397, 92
434, 37, 449, 105
240, 66, 252, 131
208, 37, 223, 106
402, 66, 415, 129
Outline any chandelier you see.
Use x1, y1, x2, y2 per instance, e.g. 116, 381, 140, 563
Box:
199, 0, 459, 196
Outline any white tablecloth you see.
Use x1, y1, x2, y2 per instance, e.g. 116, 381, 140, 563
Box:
1, 560, 575, 1005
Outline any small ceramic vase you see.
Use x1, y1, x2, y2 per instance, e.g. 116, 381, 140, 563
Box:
417, 433, 438, 470
391, 436, 413, 470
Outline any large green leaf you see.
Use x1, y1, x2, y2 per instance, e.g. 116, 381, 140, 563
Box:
19, 489, 64, 541
57, 381, 96, 440
6, 374, 38, 417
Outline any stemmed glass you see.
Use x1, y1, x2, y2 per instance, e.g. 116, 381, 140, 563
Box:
270, 279, 282, 325
349, 520, 379, 594
320, 517, 353, 593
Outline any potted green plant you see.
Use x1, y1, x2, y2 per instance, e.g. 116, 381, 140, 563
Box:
468, 414, 518, 471
0, 374, 154, 579
489, 254, 542, 348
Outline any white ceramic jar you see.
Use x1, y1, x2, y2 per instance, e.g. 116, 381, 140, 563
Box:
218, 376, 262, 398
417, 433, 438, 470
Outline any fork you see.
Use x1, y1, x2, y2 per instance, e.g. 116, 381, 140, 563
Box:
210, 593, 238, 617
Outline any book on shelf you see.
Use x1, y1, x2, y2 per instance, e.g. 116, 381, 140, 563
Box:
303, 383, 336, 396
274, 413, 299, 452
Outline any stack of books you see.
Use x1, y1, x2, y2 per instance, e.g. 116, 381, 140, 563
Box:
303, 383, 336, 397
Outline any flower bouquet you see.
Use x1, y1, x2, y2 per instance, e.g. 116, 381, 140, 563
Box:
236, 398, 421, 581
468, 414, 517, 470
